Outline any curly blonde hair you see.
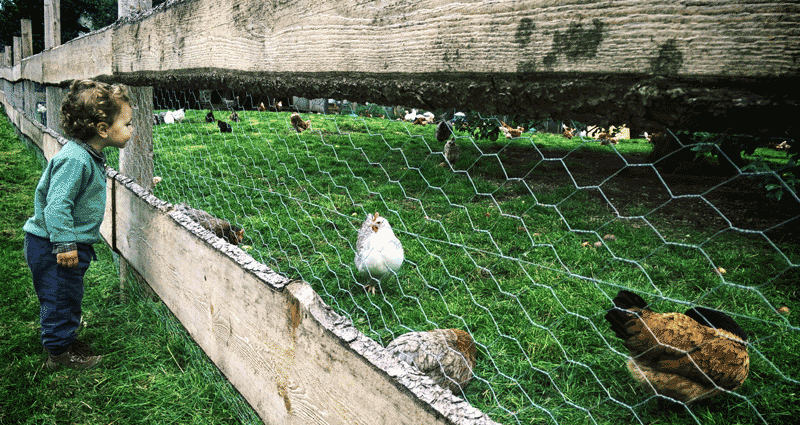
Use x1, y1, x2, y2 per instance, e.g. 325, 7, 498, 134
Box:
60, 80, 131, 141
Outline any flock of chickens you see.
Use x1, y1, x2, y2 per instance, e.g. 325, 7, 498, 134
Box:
160, 106, 750, 411
351, 209, 750, 404
174, 198, 749, 406
158, 104, 313, 136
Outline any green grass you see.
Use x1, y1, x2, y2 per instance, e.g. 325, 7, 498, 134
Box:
110, 107, 800, 424
9, 103, 797, 424
0, 105, 261, 424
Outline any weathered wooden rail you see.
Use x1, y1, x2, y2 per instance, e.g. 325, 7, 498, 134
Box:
2, 1, 799, 424
5, 0, 799, 135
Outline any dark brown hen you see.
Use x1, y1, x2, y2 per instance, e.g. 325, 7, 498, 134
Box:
605, 290, 749, 404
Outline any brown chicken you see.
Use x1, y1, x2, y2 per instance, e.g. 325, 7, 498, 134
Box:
290, 112, 311, 133
605, 290, 749, 404
499, 121, 525, 138
175, 203, 244, 245
412, 116, 428, 125
385, 328, 477, 394
562, 124, 575, 139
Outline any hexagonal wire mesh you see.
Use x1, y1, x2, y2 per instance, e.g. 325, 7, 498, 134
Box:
97, 86, 797, 425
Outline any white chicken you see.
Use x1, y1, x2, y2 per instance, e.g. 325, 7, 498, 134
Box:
163, 110, 175, 124
355, 212, 404, 284
172, 108, 185, 123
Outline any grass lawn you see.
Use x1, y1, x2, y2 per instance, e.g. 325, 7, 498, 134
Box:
0, 105, 261, 424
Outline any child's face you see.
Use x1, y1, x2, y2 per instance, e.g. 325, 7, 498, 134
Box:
103, 102, 134, 149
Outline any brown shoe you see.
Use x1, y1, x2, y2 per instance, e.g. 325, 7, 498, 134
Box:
45, 340, 102, 370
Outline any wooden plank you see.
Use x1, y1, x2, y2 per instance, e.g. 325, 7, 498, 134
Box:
12, 37, 21, 66
40, 128, 65, 161
41, 28, 113, 85
3, 99, 44, 150
104, 0, 797, 135
118, 86, 154, 189
119, 0, 152, 19
19, 52, 42, 83
45, 85, 64, 131
5, 0, 799, 134
20, 20, 33, 59
44, 0, 61, 50
101, 171, 497, 425
113, 0, 799, 77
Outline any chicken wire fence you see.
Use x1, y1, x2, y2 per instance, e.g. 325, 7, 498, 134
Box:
20, 82, 800, 424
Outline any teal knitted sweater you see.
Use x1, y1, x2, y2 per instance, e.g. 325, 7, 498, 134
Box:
23, 140, 107, 251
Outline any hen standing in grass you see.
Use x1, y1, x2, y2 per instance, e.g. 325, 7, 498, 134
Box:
217, 120, 232, 133
436, 121, 459, 169
435, 120, 452, 143
290, 112, 311, 133
604, 290, 749, 404
386, 328, 477, 394
355, 212, 404, 286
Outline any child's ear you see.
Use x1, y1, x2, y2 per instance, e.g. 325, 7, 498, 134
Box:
96, 121, 110, 138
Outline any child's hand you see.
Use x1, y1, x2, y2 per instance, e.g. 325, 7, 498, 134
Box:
57, 250, 79, 268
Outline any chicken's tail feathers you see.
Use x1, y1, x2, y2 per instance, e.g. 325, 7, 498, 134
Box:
611, 290, 650, 310
605, 290, 650, 340
685, 307, 749, 342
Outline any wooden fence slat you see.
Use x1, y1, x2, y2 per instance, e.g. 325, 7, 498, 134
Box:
3, 0, 799, 134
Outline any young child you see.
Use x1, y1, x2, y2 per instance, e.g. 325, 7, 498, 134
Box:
23, 79, 133, 369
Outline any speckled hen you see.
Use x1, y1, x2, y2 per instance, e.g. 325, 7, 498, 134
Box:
386, 328, 477, 394
605, 290, 749, 404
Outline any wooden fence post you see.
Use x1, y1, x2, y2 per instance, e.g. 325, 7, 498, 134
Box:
119, 0, 152, 18
117, 0, 154, 299
45, 86, 63, 132
44, 0, 63, 131
13, 37, 21, 66
20, 19, 33, 59
44, 0, 61, 50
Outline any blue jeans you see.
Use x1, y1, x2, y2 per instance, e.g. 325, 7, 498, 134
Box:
24, 233, 96, 355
